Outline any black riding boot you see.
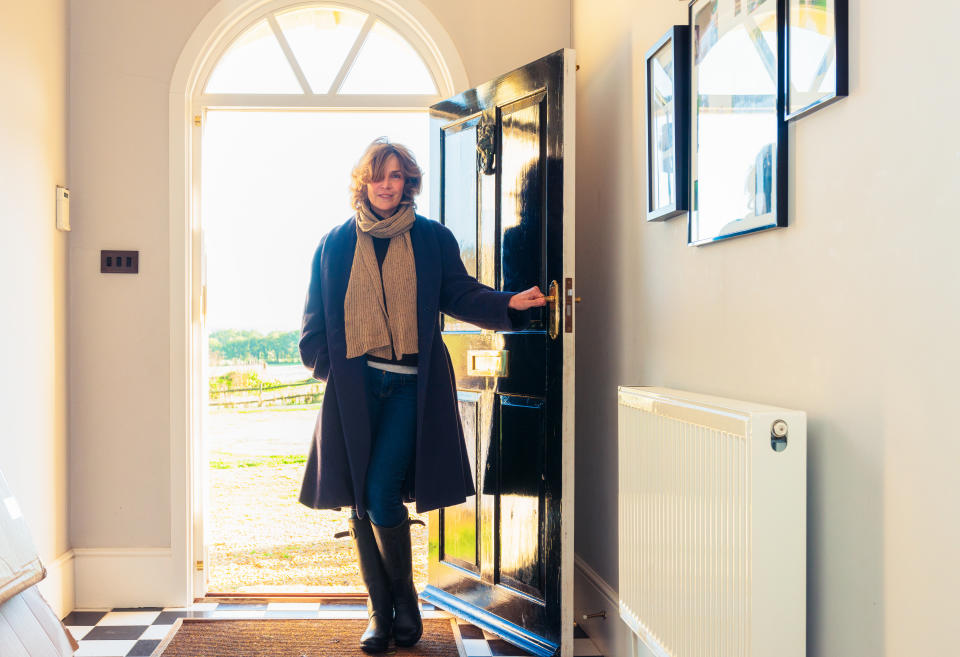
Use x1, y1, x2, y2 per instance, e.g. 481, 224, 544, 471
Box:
371, 517, 423, 647
349, 515, 393, 653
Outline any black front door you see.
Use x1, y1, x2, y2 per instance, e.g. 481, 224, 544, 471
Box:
421, 50, 576, 657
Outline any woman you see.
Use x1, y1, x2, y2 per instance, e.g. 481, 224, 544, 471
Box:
298, 138, 545, 653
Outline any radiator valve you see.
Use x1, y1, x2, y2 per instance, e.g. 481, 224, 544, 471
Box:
771, 419, 789, 452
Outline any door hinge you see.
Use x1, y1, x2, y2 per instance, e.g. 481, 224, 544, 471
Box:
195, 559, 204, 571
193, 114, 202, 127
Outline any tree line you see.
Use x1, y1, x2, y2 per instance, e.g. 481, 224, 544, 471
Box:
209, 329, 300, 364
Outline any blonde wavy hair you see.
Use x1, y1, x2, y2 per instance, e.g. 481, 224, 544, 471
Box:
349, 138, 423, 211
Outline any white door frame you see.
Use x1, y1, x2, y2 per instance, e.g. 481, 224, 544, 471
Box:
167, 0, 467, 604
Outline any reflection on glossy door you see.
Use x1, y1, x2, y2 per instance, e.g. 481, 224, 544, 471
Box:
442, 392, 479, 571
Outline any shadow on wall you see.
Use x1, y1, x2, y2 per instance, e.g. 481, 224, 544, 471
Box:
805, 411, 884, 657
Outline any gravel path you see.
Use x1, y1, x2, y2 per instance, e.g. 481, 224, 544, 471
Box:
206, 407, 428, 593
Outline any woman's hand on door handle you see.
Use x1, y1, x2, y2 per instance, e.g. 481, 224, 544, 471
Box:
508, 286, 547, 311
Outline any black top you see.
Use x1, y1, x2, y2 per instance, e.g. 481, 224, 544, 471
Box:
366, 236, 419, 367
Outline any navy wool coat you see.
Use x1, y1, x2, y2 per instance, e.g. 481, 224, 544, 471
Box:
298, 214, 527, 518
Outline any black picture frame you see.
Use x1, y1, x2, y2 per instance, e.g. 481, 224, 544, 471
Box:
645, 26, 690, 222
687, 0, 788, 246
784, 0, 849, 121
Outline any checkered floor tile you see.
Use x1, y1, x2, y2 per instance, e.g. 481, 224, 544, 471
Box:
63, 601, 604, 656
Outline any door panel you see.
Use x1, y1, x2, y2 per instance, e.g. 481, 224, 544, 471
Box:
497, 395, 546, 600
499, 93, 545, 300
424, 49, 575, 657
442, 392, 480, 572
443, 122, 480, 274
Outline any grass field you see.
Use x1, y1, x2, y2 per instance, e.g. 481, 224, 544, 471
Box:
205, 406, 428, 593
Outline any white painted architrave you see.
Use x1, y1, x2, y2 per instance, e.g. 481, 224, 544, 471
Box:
167, 0, 468, 605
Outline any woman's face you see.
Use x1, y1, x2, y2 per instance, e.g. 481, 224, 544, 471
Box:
366, 154, 405, 216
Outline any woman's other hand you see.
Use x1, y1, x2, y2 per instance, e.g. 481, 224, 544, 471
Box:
508, 286, 547, 311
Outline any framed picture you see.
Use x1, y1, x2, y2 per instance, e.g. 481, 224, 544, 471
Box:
645, 26, 690, 222
785, 0, 849, 121
688, 0, 787, 245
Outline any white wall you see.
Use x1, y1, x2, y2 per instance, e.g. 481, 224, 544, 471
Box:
0, 0, 71, 617
426, 1, 571, 87
68, 0, 568, 594
69, 0, 219, 551
573, 0, 960, 655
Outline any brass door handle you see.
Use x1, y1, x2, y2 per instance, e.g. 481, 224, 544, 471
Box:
545, 281, 579, 338
544, 293, 580, 303
547, 280, 561, 339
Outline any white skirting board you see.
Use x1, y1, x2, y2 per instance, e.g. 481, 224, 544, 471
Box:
35, 549, 75, 620
574, 554, 652, 657
73, 547, 185, 609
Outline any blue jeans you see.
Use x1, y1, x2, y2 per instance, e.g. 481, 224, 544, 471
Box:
350, 364, 418, 528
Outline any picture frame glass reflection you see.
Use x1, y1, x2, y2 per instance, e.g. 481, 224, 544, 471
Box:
649, 41, 676, 213
788, 0, 840, 116
690, 0, 782, 244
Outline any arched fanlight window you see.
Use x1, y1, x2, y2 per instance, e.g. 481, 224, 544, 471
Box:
200, 3, 442, 106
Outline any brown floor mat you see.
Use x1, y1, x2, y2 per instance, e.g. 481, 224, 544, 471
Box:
151, 617, 463, 657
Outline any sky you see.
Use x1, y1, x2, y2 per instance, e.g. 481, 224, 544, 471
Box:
201, 110, 431, 333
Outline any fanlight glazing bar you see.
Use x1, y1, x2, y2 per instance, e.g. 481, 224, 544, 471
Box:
328, 14, 377, 94
267, 13, 313, 94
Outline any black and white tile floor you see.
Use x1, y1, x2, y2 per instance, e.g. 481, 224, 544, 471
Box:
62, 601, 603, 657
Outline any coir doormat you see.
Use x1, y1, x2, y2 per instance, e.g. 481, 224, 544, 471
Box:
150, 617, 463, 657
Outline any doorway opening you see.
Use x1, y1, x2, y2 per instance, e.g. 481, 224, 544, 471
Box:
185, 0, 458, 596
202, 110, 431, 594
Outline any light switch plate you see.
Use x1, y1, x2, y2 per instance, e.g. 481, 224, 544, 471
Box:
101, 250, 139, 274
56, 186, 70, 231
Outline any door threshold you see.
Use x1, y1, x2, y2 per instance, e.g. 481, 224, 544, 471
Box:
198, 592, 368, 604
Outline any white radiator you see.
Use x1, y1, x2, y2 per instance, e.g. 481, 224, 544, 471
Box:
617, 387, 806, 657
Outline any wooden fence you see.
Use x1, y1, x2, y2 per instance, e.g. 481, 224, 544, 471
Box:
209, 378, 325, 408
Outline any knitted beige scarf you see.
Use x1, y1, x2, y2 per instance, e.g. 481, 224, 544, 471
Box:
344, 202, 418, 360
